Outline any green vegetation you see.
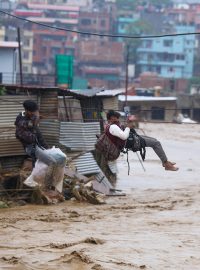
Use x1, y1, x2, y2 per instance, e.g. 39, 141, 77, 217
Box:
188, 77, 200, 93
124, 19, 151, 63
0, 86, 6, 95
116, 0, 138, 10
116, 0, 172, 11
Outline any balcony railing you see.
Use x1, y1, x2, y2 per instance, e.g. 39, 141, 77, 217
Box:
0, 72, 56, 87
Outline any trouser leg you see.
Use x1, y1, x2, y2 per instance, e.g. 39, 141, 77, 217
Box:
141, 135, 167, 163
35, 146, 57, 188
25, 144, 37, 167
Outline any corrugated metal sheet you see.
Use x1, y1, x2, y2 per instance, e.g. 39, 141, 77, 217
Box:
108, 160, 118, 174
73, 152, 100, 175
93, 170, 114, 194
39, 120, 60, 147
59, 122, 100, 151
39, 120, 101, 176
69, 89, 102, 97
96, 89, 124, 97
0, 95, 37, 157
0, 95, 37, 128
0, 156, 25, 170
102, 97, 119, 111
58, 97, 83, 122
118, 95, 177, 102
39, 121, 100, 151
40, 91, 58, 119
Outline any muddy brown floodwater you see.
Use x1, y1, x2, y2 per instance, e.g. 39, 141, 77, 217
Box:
1, 123, 200, 270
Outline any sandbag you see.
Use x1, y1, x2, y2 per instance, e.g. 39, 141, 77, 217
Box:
24, 147, 67, 192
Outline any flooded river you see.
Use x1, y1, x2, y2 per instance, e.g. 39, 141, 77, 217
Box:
1, 123, 200, 270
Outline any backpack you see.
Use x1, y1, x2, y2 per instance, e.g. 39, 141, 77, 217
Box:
124, 129, 146, 161
95, 132, 121, 161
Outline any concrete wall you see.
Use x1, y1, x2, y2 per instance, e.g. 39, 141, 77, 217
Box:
0, 48, 18, 84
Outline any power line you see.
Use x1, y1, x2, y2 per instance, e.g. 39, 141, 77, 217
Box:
0, 9, 199, 39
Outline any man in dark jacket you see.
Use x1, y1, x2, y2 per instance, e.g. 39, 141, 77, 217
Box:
15, 100, 48, 159
15, 100, 57, 189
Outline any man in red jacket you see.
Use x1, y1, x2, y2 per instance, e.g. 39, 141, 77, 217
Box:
106, 110, 178, 171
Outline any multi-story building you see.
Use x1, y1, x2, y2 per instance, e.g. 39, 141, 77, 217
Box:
14, 3, 80, 19
76, 39, 124, 88
78, 10, 113, 41
22, 30, 34, 74
13, 3, 80, 75
16, 0, 92, 6
32, 27, 77, 74
137, 25, 195, 79
0, 0, 13, 11
0, 26, 5, 41
0, 41, 18, 84
116, 9, 140, 40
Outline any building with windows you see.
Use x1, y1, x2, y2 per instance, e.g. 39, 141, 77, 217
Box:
78, 10, 113, 41
0, 26, 5, 41
22, 30, 34, 74
118, 95, 177, 122
137, 25, 195, 79
13, 2, 80, 75
0, 41, 18, 84
76, 39, 124, 88
117, 12, 140, 40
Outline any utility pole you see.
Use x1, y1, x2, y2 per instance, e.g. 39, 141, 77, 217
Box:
125, 44, 130, 108
17, 27, 23, 86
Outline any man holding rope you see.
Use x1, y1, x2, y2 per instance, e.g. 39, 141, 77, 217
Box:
106, 110, 179, 171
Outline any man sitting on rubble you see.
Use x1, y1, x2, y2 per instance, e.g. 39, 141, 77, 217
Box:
15, 100, 59, 190
106, 110, 178, 171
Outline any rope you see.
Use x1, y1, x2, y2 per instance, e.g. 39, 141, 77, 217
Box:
126, 150, 130, 176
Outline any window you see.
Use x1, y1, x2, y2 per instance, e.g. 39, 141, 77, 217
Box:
145, 40, 152, 48
163, 53, 174, 62
23, 38, 30, 46
23, 51, 29, 59
81, 19, 91, 25
101, 20, 106, 27
148, 54, 153, 61
193, 108, 200, 121
163, 40, 173, 47
23, 66, 29, 73
130, 105, 141, 114
168, 67, 174, 72
156, 66, 161, 73
120, 23, 125, 29
42, 47, 46, 55
151, 107, 165, 120
51, 47, 60, 55
176, 54, 185, 60
181, 109, 190, 117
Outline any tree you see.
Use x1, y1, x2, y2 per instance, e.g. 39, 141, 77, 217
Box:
116, 0, 142, 11
116, 0, 172, 11
124, 19, 152, 64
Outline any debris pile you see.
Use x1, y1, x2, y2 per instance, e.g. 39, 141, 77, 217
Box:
0, 158, 106, 206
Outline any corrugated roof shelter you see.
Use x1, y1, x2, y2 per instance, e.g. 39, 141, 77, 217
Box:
0, 85, 61, 159
0, 85, 104, 176
97, 89, 124, 111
